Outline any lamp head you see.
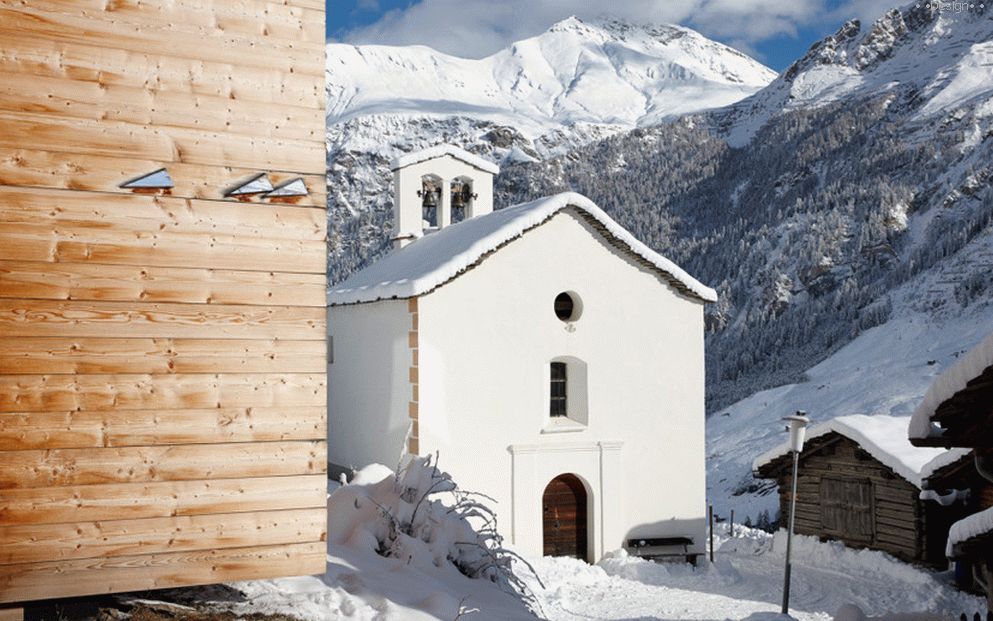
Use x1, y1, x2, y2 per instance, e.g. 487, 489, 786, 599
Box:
783, 411, 810, 453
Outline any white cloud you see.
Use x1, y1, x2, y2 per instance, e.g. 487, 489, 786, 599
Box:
338, 0, 839, 58
830, 0, 900, 26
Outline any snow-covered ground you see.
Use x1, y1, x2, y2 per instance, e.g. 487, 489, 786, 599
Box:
137, 471, 985, 621
527, 525, 984, 620
164, 523, 985, 621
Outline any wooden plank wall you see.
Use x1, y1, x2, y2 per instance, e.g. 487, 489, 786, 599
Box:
776, 437, 925, 563
0, 1, 327, 604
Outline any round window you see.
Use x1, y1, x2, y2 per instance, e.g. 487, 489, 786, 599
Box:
554, 292, 581, 322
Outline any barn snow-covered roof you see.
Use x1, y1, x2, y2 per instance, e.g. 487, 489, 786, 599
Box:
919, 446, 972, 486
390, 144, 500, 174
329, 192, 717, 306
753, 415, 953, 489
947, 505, 993, 557
909, 331, 993, 442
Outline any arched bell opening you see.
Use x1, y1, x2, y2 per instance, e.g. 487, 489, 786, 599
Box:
450, 176, 476, 224
418, 174, 442, 229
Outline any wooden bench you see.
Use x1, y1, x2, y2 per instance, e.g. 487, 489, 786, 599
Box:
627, 536, 700, 565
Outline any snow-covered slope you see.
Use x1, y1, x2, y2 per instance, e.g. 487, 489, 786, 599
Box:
706, 225, 993, 521
328, 16, 775, 131
721, 3, 993, 145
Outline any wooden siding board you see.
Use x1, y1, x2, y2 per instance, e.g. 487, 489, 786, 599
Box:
0, 9, 324, 76
0, 222, 327, 273
0, 261, 326, 307
0, 149, 327, 208
0, 440, 327, 488
0, 37, 323, 109
0, 187, 327, 242
0, 542, 326, 603
0, 338, 326, 375
0, 300, 325, 340
0, 71, 323, 142
0, 373, 326, 413
0, 475, 327, 525
0, 406, 326, 450
2, 1, 326, 45
0, 507, 326, 565
0, 111, 325, 173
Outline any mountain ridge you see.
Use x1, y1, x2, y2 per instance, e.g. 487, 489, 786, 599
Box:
327, 15, 776, 132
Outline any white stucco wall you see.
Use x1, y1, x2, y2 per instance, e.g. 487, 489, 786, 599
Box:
328, 299, 412, 472
415, 209, 707, 560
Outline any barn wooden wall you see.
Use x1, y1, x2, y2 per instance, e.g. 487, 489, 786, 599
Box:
0, 1, 327, 603
774, 437, 926, 563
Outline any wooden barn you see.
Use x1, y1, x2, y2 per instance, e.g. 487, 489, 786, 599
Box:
0, 2, 327, 616
910, 332, 993, 607
753, 415, 963, 565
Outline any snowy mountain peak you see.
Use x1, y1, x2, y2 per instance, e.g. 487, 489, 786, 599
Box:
722, 2, 993, 145
326, 17, 776, 130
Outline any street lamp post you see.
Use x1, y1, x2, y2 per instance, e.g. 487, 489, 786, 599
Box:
781, 411, 810, 615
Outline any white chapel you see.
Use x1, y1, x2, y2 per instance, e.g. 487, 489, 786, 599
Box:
328, 144, 716, 562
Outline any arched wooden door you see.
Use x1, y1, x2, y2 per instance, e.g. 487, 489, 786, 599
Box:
542, 474, 588, 560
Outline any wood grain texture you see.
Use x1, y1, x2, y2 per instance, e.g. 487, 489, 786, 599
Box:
0, 222, 327, 273
0, 111, 324, 173
0, 440, 326, 488
0, 607, 22, 621
0, 36, 322, 109
0, 0, 326, 603
0, 508, 326, 564
0, 187, 327, 242
0, 261, 326, 307
0, 475, 327, 525
0, 337, 326, 375
3, 1, 326, 45
0, 71, 323, 142
0, 542, 326, 603
772, 435, 930, 563
0, 149, 327, 207
0, 406, 326, 450
0, 373, 325, 413
0, 9, 324, 76
0, 300, 325, 340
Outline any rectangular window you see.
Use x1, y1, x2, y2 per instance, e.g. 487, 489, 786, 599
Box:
550, 362, 567, 418
819, 476, 874, 542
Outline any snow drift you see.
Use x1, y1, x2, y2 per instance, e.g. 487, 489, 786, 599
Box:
327, 456, 542, 619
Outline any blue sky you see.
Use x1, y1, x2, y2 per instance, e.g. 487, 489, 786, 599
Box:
327, 0, 898, 71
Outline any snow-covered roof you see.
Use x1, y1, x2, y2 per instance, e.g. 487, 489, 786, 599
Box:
909, 332, 993, 441
946, 506, 993, 558
390, 145, 500, 175
329, 192, 718, 306
919, 447, 972, 487
753, 415, 953, 489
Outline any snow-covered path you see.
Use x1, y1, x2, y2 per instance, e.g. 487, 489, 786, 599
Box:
525, 526, 985, 621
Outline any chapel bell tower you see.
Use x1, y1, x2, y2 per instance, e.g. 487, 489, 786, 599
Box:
390, 145, 499, 249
